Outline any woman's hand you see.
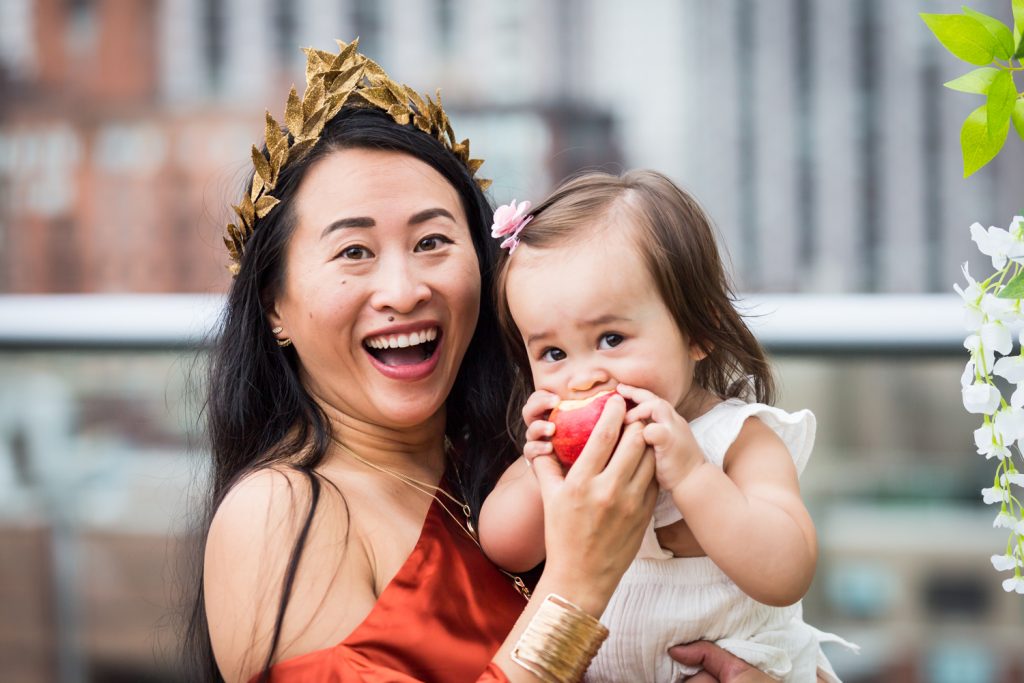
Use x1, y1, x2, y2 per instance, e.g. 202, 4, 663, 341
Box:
521, 389, 560, 462
669, 641, 775, 682
617, 383, 704, 491
529, 393, 658, 615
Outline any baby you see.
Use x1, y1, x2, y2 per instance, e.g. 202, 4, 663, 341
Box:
479, 171, 855, 681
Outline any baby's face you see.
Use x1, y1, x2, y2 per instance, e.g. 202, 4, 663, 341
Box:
505, 228, 705, 410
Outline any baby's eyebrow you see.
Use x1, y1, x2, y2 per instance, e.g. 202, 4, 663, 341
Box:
525, 315, 632, 346
582, 314, 632, 327
526, 330, 553, 346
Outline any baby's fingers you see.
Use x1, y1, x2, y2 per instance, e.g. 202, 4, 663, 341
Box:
615, 383, 658, 406
642, 422, 673, 450
524, 439, 554, 462
526, 419, 555, 443
522, 390, 561, 425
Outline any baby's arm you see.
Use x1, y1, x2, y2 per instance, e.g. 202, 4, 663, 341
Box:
479, 456, 545, 572
618, 385, 817, 607
477, 390, 560, 573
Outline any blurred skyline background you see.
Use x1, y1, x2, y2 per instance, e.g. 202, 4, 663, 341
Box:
0, 0, 1022, 682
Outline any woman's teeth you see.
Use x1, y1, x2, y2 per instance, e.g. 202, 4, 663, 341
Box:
365, 327, 439, 350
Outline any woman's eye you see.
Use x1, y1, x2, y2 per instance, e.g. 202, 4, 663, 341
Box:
540, 347, 566, 362
599, 333, 624, 349
340, 245, 372, 260
415, 234, 453, 252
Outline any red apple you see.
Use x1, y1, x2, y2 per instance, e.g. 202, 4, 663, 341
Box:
548, 390, 618, 469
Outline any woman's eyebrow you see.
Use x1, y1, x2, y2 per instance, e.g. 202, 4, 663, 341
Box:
321, 216, 374, 238
320, 208, 454, 239
408, 208, 455, 225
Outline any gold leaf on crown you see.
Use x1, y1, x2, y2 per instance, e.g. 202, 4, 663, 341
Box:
225, 38, 490, 275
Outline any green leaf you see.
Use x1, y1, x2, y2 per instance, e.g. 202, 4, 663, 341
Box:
1013, 99, 1024, 141
986, 71, 1016, 136
944, 66, 1001, 93
961, 104, 1010, 177
963, 7, 1015, 59
1014, 0, 1024, 54
921, 13, 997, 65
999, 270, 1024, 299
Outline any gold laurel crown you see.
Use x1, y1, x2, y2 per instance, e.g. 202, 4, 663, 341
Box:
224, 38, 490, 275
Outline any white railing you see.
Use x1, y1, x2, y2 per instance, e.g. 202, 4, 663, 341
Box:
0, 293, 966, 353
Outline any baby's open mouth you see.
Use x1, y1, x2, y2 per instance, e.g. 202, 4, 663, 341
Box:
363, 327, 440, 366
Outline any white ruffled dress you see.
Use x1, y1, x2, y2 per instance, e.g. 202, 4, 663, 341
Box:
586, 399, 857, 682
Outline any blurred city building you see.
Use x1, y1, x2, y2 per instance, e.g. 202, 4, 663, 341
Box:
1, 1, 1023, 682
2, 0, 1020, 295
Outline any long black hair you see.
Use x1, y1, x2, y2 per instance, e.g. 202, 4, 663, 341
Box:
182, 106, 519, 681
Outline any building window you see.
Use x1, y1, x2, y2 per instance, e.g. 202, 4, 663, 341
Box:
273, 0, 296, 68
202, 0, 225, 91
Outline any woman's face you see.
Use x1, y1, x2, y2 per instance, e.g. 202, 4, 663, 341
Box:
270, 148, 481, 430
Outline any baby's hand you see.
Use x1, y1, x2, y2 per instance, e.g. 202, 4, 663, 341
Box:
522, 389, 560, 464
616, 383, 704, 491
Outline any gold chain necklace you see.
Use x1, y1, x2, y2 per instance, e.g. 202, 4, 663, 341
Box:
330, 436, 531, 601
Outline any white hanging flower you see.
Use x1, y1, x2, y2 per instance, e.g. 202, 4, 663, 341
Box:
994, 509, 1018, 529
961, 359, 976, 388
1002, 575, 1024, 593
1000, 471, 1024, 487
963, 383, 1002, 414
1010, 215, 1024, 241
974, 423, 1011, 459
981, 292, 1018, 324
982, 485, 1010, 505
958, 217, 1024, 594
954, 263, 985, 331
995, 407, 1024, 447
1011, 384, 1024, 409
993, 355, 1024, 382
971, 222, 1024, 269
965, 334, 996, 373
992, 554, 1020, 571
981, 321, 1013, 359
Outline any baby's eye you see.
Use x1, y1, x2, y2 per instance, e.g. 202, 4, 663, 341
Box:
540, 347, 567, 362
599, 333, 624, 349
340, 245, 373, 260
415, 234, 454, 252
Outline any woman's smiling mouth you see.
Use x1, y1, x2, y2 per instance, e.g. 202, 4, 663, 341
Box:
363, 326, 441, 368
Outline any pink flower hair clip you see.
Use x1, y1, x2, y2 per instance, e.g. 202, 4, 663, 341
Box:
491, 199, 533, 253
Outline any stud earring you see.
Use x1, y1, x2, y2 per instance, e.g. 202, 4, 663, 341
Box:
272, 326, 292, 348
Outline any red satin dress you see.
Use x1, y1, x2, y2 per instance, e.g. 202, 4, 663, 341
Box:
263, 493, 527, 682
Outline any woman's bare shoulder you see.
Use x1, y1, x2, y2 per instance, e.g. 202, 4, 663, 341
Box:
204, 466, 375, 682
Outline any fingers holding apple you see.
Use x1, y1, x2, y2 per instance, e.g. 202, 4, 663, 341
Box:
522, 390, 559, 464
524, 427, 554, 463
616, 383, 705, 491
522, 389, 561, 425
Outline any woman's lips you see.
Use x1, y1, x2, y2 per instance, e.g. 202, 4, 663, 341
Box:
363, 330, 442, 381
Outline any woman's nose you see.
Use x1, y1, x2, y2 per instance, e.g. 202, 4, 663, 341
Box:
369, 256, 432, 314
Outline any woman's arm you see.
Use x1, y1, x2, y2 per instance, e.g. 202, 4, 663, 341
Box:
488, 395, 659, 681
204, 468, 375, 683
669, 417, 817, 606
